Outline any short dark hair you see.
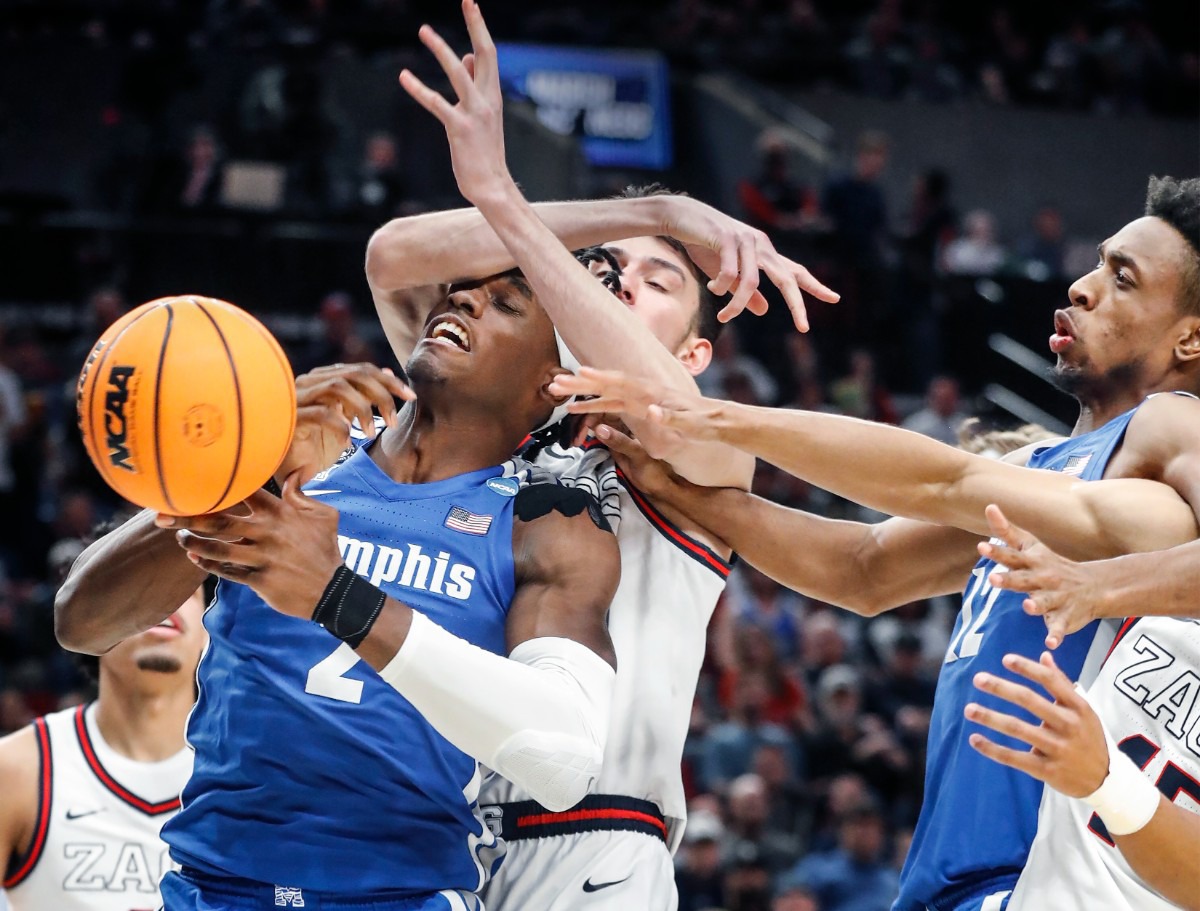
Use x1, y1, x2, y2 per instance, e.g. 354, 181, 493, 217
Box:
615, 183, 726, 343
1144, 175, 1200, 315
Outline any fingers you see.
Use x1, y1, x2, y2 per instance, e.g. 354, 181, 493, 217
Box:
565, 396, 630, 415
158, 508, 256, 539
968, 732, 1043, 778
1006, 651, 1080, 706
972, 668, 1071, 728
723, 236, 760, 320
417, 24, 475, 102
1043, 615, 1067, 651
461, 0, 498, 86
963, 701, 1058, 753
398, 69, 455, 122
462, 52, 476, 80
984, 504, 1039, 554
746, 290, 770, 317
593, 424, 644, 460
794, 263, 840, 303
176, 531, 259, 570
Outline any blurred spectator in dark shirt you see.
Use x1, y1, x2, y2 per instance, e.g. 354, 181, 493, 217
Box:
1042, 17, 1101, 109
829, 350, 898, 424
772, 880, 821, 911
943, 209, 1006, 276
676, 808, 727, 911
1015, 205, 1066, 281
346, 131, 408, 223
780, 799, 899, 911
701, 671, 796, 793
844, 11, 910, 100
297, 291, 384, 374
739, 131, 823, 234
863, 632, 936, 726
725, 773, 804, 875
724, 839, 774, 911
754, 742, 814, 857
142, 125, 226, 214
822, 132, 890, 267
901, 376, 968, 446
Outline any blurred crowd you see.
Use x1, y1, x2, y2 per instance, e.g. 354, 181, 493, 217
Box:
2, 0, 1195, 118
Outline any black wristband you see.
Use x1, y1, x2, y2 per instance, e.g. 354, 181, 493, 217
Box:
262, 476, 283, 497
311, 566, 387, 649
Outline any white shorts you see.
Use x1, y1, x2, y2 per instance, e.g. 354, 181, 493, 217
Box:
481, 829, 677, 911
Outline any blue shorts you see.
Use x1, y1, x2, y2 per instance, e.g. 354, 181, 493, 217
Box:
160, 869, 484, 911
927, 886, 1012, 911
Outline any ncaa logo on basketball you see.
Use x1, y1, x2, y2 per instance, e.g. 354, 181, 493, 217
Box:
104, 365, 138, 473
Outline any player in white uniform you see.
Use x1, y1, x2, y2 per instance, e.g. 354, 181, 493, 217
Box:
364, 4, 835, 907
0, 585, 206, 911
964, 507, 1200, 911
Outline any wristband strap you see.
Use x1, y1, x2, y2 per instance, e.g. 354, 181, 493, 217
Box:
311, 566, 387, 649
1080, 687, 1160, 836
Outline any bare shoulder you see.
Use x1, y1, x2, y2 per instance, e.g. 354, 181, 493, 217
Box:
0, 723, 42, 858
1126, 392, 1200, 450
512, 484, 619, 577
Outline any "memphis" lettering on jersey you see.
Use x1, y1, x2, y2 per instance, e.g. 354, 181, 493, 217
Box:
336, 536, 476, 601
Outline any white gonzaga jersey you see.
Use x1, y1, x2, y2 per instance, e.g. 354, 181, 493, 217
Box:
1010, 616, 1200, 911
3, 704, 192, 911
482, 440, 731, 847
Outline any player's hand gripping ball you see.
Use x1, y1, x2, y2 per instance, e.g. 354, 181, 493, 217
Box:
76, 295, 296, 516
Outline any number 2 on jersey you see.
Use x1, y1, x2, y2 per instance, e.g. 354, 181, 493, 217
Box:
305, 642, 364, 704
946, 569, 1002, 663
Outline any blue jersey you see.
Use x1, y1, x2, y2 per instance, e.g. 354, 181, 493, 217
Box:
164, 441, 534, 897
896, 406, 1144, 911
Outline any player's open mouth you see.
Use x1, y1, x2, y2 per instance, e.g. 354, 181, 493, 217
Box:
1049, 309, 1075, 355
429, 319, 471, 351
147, 615, 183, 637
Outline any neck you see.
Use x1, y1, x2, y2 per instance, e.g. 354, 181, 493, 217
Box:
1071, 375, 1186, 436
374, 399, 526, 483
94, 672, 193, 762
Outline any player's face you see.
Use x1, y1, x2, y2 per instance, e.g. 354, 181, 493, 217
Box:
598, 237, 703, 354
1053, 216, 1194, 397
102, 586, 208, 682
407, 275, 560, 425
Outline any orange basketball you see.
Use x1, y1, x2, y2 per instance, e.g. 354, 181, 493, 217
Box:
76, 295, 296, 516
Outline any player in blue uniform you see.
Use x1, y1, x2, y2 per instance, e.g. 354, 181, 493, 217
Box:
550, 174, 1200, 910
55, 273, 622, 909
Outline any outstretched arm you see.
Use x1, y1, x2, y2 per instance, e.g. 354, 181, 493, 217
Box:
968, 652, 1200, 911
595, 424, 980, 616
176, 479, 621, 812
554, 369, 1199, 560
389, 1, 766, 488
979, 506, 1200, 648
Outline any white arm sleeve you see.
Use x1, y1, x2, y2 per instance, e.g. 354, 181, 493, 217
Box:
378, 610, 615, 811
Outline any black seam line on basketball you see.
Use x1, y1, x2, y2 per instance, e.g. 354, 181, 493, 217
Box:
194, 300, 243, 513
86, 304, 160, 496
153, 303, 180, 515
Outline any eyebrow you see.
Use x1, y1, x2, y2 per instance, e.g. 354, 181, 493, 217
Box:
605, 246, 686, 281
1098, 242, 1141, 277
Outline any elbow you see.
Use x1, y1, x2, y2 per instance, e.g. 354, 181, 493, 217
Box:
364, 222, 408, 290
53, 574, 111, 656
523, 742, 606, 812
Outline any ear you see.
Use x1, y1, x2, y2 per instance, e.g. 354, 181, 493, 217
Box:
1175, 318, 1200, 365
675, 336, 713, 377
540, 365, 572, 408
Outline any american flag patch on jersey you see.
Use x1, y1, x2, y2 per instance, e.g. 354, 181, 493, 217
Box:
445, 506, 494, 535
1062, 453, 1092, 476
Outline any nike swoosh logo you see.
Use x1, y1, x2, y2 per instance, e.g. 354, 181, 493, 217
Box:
65, 808, 105, 820
582, 875, 630, 893
304, 489, 342, 496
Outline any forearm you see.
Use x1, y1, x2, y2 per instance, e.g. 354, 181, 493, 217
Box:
1114, 797, 1200, 910
658, 483, 971, 615
360, 600, 614, 811
1085, 539, 1200, 621
707, 403, 1194, 558
55, 509, 205, 654
365, 196, 667, 293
